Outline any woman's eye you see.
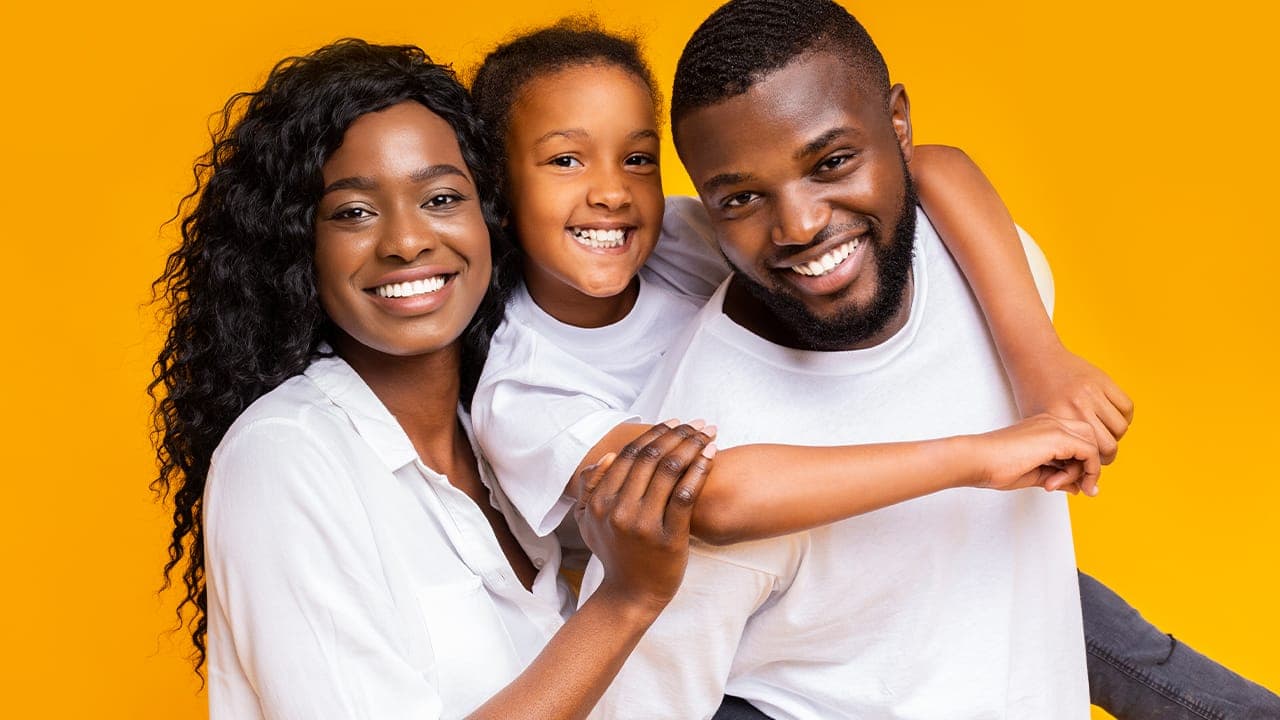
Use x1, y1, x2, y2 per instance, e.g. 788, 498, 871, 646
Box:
550, 155, 583, 168
724, 192, 756, 209
425, 193, 463, 207
332, 207, 373, 220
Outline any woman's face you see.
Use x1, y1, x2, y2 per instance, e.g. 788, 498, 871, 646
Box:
314, 101, 492, 358
503, 63, 664, 301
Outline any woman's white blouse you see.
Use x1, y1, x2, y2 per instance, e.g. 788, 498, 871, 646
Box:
204, 354, 572, 720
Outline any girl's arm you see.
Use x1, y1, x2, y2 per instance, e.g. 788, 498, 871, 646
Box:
577, 413, 1099, 546
470, 424, 712, 720
911, 145, 1135, 472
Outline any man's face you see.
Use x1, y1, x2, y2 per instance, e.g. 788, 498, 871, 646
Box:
675, 50, 917, 351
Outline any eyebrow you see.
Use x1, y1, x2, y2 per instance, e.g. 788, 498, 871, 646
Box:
796, 127, 859, 160
321, 164, 469, 195
702, 172, 754, 194
532, 127, 659, 147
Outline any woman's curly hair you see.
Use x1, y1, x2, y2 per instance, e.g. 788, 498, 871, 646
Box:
149, 38, 516, 674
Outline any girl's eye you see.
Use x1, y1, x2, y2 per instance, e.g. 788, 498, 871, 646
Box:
425, 193, 463, 208
723, 192, 757, 209
550, 155, 583, 168
332, 206, 374, 220
625, 153, 657, 167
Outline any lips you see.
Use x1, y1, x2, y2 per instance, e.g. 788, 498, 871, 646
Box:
789, 238, 861, 277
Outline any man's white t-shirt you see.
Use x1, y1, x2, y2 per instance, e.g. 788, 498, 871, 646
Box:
584, 209, 1088, 720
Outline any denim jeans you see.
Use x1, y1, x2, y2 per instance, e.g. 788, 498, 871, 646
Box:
1081, 571, 1280, 719
711, 572, 1280, 719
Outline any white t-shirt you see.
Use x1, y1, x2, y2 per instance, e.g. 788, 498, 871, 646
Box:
473, 197, 1055, 547
584, 209, 1088, 720
204, 354, 571, 720
471, 196, 725, 541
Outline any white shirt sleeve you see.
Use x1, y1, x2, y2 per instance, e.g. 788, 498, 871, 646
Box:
641, 196, 731, 303
472, 376, 636, 537
585, 548, 782, 720
205, 419, 442, 720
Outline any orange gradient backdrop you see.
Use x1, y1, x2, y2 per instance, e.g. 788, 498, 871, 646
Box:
0, 1, 1275, 717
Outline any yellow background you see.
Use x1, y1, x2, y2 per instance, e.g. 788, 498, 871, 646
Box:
1, 1, 1275, 717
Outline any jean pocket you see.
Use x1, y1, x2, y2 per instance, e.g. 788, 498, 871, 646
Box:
417, 575, 523, 716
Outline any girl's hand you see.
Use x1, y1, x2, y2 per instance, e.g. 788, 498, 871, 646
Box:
1008, 340, 1135, 465
574, 422, 716, 614
968, 414, 1103, 495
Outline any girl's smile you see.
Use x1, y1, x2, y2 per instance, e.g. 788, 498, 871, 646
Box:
503, 63, 664, 325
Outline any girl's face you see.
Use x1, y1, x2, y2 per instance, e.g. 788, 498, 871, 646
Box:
314, 101, 492, 358
504, 63, 664, 301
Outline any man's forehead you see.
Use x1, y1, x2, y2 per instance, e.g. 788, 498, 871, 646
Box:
676, 51, 885, 178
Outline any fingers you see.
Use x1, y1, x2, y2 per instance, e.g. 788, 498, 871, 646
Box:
638, 429, 716, 522
663, 445, 715, 535
592, 421, 682, 501
1039, 417, 1101, 496
1096, 398, 1130, 443
1104, 382, 1136, 424
617, 421, 712, 506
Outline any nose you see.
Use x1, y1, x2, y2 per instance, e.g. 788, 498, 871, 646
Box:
771, 189, 831, 247
376, 206, 436, 261
585, 164, 632, 212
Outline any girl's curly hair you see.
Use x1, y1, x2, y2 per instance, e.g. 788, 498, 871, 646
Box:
149, 38, 516, 674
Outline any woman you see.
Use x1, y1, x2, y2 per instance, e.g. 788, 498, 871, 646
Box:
151, 39, 720, 719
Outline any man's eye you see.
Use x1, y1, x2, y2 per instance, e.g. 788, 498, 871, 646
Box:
820, 154, 853, 171
724, 192, 756, 208
550, 155, 583, 168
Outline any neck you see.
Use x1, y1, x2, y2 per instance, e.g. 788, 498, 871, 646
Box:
331, 332, 466, 473
522, 262, 640, 328
724, 271, 914, 352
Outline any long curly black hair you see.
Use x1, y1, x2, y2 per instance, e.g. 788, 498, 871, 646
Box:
149, 39, 516, 674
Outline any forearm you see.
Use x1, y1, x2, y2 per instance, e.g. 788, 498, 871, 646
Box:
467, 585, 659, 720
912, 145, 1063, 369
691, 436, 977, 544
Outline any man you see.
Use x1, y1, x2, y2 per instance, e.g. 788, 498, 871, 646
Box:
584, 1, 1280, 718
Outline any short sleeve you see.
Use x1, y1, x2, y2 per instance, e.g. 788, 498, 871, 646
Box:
205, 420, 442, 720
641, 196, 731, 302
1016, 225, 1055, 319
472, 377, 635, 536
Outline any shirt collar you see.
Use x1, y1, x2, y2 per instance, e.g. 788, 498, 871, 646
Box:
303, 348, 420, 472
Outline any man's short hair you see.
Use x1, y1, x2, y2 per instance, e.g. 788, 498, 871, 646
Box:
671, 0, 891, 138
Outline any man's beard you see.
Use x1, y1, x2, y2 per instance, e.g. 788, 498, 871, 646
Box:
730, 174, 919, 352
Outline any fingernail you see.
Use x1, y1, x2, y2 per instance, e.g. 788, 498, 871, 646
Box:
701, 442, 718, 459
1087, 485, 1100, 497
689, 419, 707, 430
662, 418, 680, 428
702, 424, 718, 437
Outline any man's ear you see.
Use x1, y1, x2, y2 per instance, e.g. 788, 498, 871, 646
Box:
888, 84, 913, 164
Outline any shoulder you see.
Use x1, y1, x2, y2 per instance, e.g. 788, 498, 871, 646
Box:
208, 374, 364, 513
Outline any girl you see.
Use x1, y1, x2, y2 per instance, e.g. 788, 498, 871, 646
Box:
153, 39, 728, 720
467, 20, 1120, 560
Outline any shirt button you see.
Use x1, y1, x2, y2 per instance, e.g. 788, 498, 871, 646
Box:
533, 557, 545, 569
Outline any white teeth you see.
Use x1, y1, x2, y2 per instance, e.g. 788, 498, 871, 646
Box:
791, 239, 860, 277
570, 227, 627, 249
374, 275, 447, 298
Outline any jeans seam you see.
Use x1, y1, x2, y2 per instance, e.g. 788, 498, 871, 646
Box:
1086, 638, 1227, 720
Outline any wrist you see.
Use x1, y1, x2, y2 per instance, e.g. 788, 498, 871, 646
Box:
944, 434, 989, 489
589, 581, 668, 627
